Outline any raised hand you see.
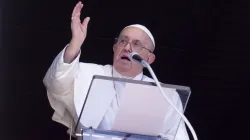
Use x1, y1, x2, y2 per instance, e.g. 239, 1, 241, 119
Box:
64, 1, 90, 63
71, 1, 90, 44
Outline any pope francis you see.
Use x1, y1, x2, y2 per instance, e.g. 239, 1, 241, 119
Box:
43, 1, 190, 140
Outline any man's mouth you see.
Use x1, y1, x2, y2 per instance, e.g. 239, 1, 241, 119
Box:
120, 56, 131, 61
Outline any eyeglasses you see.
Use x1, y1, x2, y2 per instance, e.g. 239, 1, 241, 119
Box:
115, 37, 152, 53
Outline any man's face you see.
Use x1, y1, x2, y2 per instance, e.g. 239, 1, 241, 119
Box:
113, 27, 155, 76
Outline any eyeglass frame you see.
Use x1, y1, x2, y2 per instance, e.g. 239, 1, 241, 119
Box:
114, 37, 153, 53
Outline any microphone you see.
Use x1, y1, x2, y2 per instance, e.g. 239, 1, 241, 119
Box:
128, 52, 148, 67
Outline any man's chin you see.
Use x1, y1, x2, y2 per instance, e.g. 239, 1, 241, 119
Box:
114, 62, 132, 72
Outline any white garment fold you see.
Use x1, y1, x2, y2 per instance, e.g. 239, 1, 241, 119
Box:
43, 44, 190, 140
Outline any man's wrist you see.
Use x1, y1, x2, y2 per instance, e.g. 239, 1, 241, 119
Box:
69, 38, 83, 50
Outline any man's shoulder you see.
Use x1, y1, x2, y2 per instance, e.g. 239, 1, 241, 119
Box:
78, 62, 112, 69
78, 62, 112, 74
143, 74, 155, 82
142, 75, 177, 92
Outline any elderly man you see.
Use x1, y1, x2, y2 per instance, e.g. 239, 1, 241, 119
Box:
43, 1, 189, 140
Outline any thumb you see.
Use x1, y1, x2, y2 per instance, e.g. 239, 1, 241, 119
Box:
81, 17, 90, 31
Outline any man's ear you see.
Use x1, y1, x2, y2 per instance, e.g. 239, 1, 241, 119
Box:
113, 44, 117, 52
147, 53, 156, 64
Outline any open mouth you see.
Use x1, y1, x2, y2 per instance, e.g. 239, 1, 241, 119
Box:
120, 56, 131, 61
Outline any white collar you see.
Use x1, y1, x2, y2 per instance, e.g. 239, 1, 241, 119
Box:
112, 67, 144, 81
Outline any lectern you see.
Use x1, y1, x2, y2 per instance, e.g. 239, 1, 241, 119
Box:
74, 75, 191, 140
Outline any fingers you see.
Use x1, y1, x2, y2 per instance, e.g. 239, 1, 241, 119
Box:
72, 1, 83, 19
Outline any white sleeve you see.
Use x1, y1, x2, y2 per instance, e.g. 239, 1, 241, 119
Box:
174, 119, 190, 140
42, 44, 81, 129
161, 90, 190, 140
43, 44, 81, 95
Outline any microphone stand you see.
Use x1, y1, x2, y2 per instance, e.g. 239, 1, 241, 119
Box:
141, 60, 198, 140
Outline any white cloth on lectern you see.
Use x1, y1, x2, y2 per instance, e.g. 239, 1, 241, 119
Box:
43, 45, 190, 140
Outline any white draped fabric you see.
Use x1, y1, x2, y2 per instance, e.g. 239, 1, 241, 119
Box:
43, 45, 190, 140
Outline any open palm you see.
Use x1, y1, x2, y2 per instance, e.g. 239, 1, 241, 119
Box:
71, 1, 90, 43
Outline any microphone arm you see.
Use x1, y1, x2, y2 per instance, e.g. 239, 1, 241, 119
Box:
130, 53, 198, 140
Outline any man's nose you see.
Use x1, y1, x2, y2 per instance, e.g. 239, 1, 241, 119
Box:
124, 43, 132, 52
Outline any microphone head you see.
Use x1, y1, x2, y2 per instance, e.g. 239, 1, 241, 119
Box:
128, 52, 148, 67
128, 52, 139, 61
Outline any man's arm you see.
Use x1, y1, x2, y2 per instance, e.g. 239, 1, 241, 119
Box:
43, 1, 90, 95
42, 1, 91, 130
43, 44, 81, 95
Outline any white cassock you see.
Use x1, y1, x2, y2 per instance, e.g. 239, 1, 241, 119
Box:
43, 45, 190, 140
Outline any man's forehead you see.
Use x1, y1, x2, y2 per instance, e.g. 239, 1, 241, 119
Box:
119, 27, 148, 40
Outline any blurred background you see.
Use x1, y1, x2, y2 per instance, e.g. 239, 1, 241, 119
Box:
0, 0, 249, 140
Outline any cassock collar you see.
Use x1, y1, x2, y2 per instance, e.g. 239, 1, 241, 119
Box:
112, 66, 144, 81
